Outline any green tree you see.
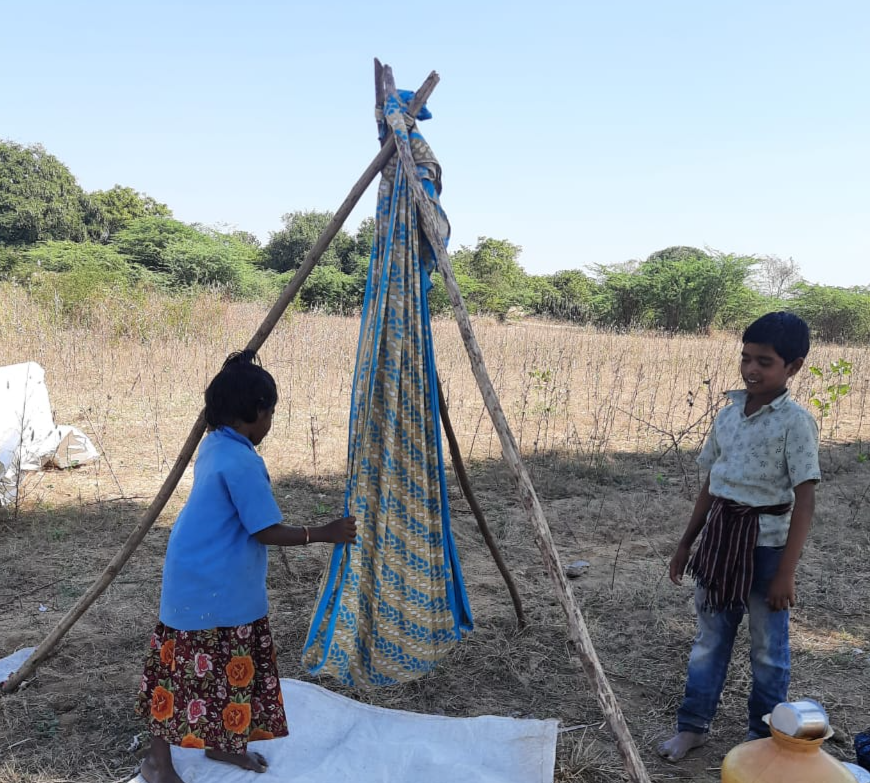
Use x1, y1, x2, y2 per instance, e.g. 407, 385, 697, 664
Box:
344, 217, 376, 303
637, 247, 754, 332
460, 237, 528, 317
0, 141, 98, 244
790, 283, 870, 343
89, 185, 171, 241
230, 230, 261, 248
594, 247, 755, 332
533, 269, 596, 322
591, 262, 645, 328
714, 284, 770, 331
299, 265, 355, 313
426, 247, 481, 316
351, 217, 376, 266
264, 210, 354, 273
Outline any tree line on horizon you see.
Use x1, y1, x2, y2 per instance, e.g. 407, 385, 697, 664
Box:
2, 139, 868, 342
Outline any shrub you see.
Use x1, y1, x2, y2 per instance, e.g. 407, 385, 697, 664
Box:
12, 241, 144, 324
790, 283, 870, 343
112, 217, 267, 295
531, 270, 596, 323
714, 285, 772, 332
300, 265, 356, 314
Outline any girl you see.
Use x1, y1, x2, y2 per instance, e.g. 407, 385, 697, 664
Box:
135, 351, 356, 783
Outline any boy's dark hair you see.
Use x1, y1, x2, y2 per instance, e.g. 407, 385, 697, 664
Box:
742, 312, 810, 365
204, 350, 278, 429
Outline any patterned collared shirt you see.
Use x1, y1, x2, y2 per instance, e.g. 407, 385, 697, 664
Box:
697, 389, 821, 546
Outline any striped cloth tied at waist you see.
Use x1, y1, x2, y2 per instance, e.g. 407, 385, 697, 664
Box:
689, 497, 791, 612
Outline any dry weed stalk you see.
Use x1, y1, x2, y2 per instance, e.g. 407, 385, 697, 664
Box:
3, 286, 869, 509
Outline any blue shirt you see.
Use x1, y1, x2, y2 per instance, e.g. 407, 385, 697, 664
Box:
159, 427, 283, 630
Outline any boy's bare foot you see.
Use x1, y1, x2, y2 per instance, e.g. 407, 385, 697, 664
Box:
140, 752, 186, 783
205, 749, 269, 772
657, 730, 708, 762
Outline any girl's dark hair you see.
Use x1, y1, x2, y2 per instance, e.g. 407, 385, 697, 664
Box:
742, 311, 810, 365
204, 350, 278, 429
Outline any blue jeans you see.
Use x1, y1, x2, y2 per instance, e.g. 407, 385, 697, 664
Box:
677, 546, 790, 738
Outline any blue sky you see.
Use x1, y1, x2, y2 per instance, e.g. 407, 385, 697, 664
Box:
2, 1, 868, 287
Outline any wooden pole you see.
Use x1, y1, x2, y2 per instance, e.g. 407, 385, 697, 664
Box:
245, 69, 439, 354
438, 378, 526, 628
1, 71, 441, 696
381, 67, 651, 783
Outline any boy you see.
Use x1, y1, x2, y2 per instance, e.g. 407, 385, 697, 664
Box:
658, 312, 821, 762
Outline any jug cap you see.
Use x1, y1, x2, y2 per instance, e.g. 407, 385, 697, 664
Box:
764, 700, 832, 740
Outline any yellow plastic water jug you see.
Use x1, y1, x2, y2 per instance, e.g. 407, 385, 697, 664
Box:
721, 727, 855, 782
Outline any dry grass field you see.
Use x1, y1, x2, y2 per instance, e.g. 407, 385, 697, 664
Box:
1, 283, 868, 782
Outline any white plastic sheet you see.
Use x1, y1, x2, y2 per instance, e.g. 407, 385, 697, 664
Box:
128, 678, 559, 783
0, 646, 37, 686
0, 362, 99, 504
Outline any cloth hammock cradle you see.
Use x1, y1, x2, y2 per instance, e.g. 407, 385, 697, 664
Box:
302, 90, 473, 687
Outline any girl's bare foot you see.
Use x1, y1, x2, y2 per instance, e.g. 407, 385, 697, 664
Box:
657, 730, 708, 762
139, 738, 186, 783
205, 749, 269, 772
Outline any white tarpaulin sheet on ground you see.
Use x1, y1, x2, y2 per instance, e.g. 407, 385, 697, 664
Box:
0, 646, 37, 686
127, 678, 559, 783
0, 362, 99, 505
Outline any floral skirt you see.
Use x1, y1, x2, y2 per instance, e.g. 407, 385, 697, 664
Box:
135, 616, 289, 753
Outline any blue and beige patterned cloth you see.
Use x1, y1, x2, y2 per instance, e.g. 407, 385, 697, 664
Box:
302, 91, 473, 687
